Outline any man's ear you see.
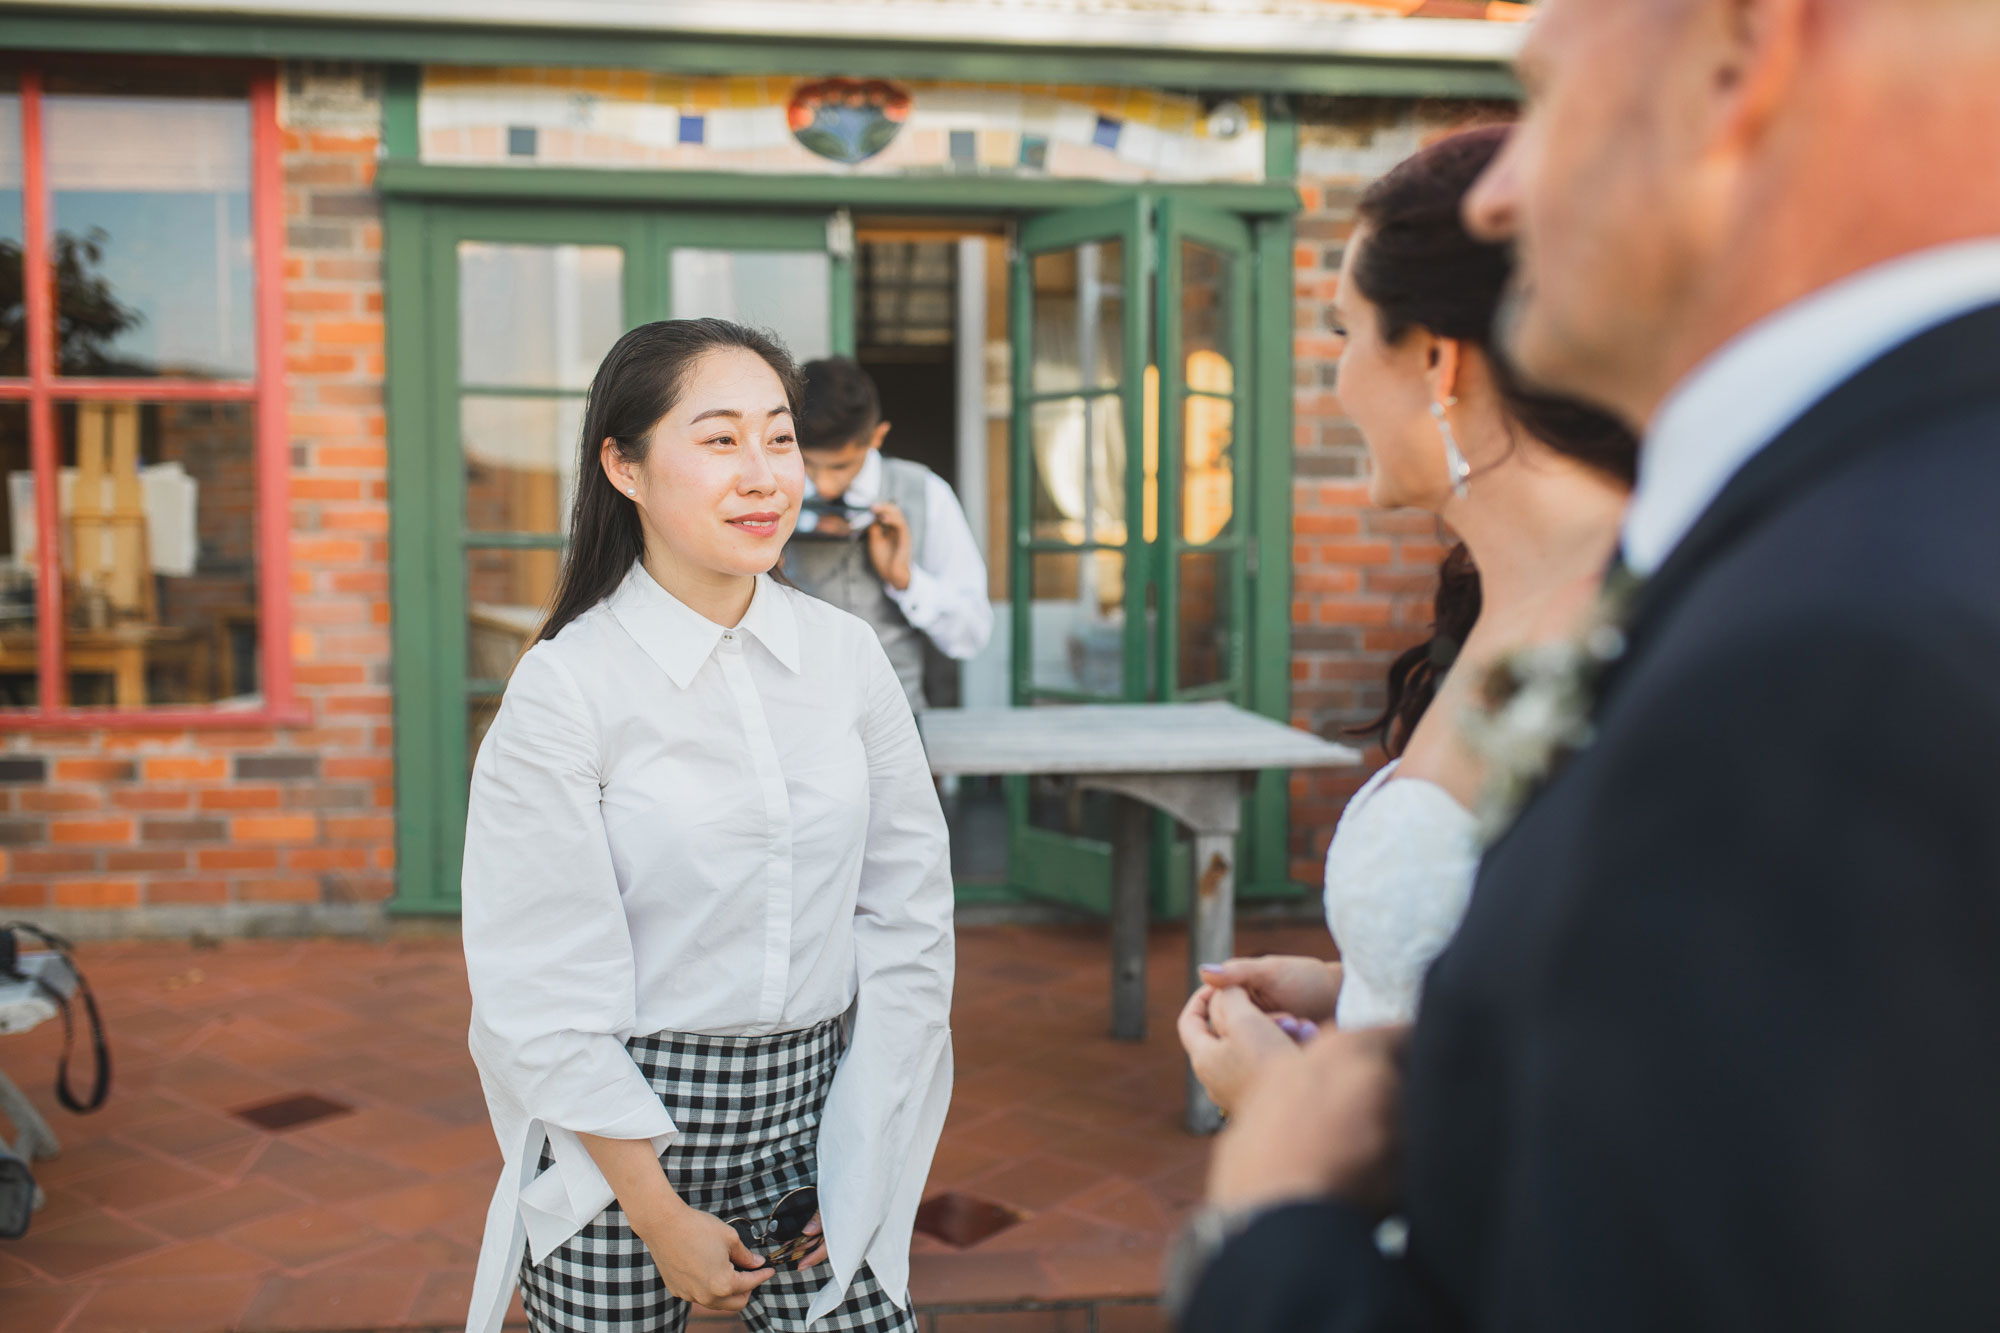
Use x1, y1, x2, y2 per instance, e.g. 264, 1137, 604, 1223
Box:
868, 420, 892, 453
1708, 0, 1808, 156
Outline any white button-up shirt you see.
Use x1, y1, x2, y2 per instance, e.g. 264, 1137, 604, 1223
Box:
1627, 238, 2000, 577
796, 450, 996, 660
460, 564, 955, 1332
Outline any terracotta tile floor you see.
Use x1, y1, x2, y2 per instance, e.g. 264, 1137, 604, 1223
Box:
0, 920, 1327, 1332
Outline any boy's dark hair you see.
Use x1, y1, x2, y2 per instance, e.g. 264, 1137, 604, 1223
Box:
797, 356, 882, 451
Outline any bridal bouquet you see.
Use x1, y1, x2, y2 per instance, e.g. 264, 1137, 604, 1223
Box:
1460, 570, 1641, 844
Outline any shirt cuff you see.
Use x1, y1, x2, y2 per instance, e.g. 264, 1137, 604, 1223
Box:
885, 563, 941, 628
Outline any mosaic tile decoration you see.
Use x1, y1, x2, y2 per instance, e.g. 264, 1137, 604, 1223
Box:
420, 67, 1267, 182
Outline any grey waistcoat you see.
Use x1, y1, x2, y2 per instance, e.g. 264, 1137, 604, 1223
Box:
783, 456, 932, 710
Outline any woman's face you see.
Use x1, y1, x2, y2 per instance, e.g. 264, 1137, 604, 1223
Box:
1333, 231, 1457, 512
607, 347, 804, 581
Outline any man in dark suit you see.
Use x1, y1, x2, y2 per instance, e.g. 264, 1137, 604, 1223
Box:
1177, 1, 2000, 1329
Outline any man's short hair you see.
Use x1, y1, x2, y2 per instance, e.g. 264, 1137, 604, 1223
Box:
797, 356, 882, 451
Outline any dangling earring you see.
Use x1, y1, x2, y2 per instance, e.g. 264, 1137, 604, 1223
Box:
1431, 397, 1471, 499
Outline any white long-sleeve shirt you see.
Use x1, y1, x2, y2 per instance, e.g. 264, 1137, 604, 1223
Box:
796, 450, 995, 660
460, 564, 955, 1332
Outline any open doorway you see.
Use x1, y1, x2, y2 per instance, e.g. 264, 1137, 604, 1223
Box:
854, 219, 1013, 885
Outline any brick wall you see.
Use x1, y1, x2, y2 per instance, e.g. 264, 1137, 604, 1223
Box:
1283, 99, 1503, 883
0, 66, 395, 936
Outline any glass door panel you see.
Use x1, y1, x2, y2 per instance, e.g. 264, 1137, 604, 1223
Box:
1158, 203, 1254, 703
659, 213, 854, 362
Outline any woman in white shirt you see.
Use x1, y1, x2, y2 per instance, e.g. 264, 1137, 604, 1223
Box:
461, 318, 954, 1333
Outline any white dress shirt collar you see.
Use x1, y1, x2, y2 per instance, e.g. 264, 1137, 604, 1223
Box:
607, 563, 801, 687
1625, 238, 2000, 577
841, 449, 884, 508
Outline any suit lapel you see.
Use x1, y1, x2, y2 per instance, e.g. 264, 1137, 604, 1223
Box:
1610, 301, 2000, 681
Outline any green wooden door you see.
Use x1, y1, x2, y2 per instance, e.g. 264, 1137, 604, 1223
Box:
1003, 197, 1260, 914
389, 205, 852, 913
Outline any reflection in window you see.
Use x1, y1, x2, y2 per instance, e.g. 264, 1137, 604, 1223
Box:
1030, 396, 1126, 545
1029, 549, 1124, 696
0, 404, 33, 706
1183, 385, 1234, 544
671, 249, 830, 361
47, 91, 254, 379
1031, 243, 1123, 394
461, 396, 583, 536
458, 243, 623, 390
1178, 549, 1231, 690
2, 402, 262, 708
0, 90, 23, 378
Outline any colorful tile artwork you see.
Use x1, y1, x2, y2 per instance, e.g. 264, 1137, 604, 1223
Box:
419, 67, 1266, 182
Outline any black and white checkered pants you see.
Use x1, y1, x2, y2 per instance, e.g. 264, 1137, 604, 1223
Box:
518, 1018, 917, 1333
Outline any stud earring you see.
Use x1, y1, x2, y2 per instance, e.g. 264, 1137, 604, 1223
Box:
625, 487, 636, 496
1431, 397, 1471, 499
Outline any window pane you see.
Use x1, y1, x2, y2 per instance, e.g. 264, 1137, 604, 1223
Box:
1028, 549, 1124, 697
1183, 393, 1235, 544
671, 249, 831, 361
1177, 549, 1232, 690
1181, 242, 1234, 394
43, 401, 260, 709
462, 395, 583, 536
1031, 242, 1123, 393
468, 691, 503, 778
47, 93, 254, 379
0, 403, 35, 707
0, 89, 23, 378
1030, 396, 1126, 545
458, 242, 624, 390
467, 546, 560, 681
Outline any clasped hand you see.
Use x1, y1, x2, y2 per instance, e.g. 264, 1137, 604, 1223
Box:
1179, 954, 1408, 1216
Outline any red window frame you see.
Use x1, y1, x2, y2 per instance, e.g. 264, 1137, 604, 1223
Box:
1, 63, 299, 729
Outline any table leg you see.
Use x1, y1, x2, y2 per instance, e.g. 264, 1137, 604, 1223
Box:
1186, 830, 1237, 1135
1109, 795, 1152, 1042
114, 645, 145, 708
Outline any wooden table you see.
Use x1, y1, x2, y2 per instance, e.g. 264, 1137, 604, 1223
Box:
0, 624, 204, 707
920, 702, 1362, 1132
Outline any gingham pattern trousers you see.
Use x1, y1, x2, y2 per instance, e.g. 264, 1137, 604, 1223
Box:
518, 1018, 917, 1333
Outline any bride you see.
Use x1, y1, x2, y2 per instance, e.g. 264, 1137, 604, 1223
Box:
1180, 125, 1636, 1110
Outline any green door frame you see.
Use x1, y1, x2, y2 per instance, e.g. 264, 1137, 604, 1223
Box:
384, 170, 1301, 914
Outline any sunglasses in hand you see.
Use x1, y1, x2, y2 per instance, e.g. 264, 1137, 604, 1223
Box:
727, 1185, 820, 1271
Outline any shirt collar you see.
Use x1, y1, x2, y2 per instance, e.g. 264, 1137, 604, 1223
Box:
1625, 238, 2000, 577
607, 562, 801, 688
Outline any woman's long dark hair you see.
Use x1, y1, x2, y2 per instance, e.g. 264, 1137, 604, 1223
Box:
539, 318, 803, 642
1347, 125, 1639, 756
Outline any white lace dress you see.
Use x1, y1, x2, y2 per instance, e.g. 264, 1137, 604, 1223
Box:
1322, 760, 1482, 1029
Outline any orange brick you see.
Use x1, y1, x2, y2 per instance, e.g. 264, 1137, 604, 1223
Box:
198, 787, 284, 811
143, 756, 229, 783
325, 816, 394, 842
315, 446, 388, 470
239, 878, 322, 903
232, 816, 319, 844
107, 849, 190, 872
147, 880, 229, 905
292, 478, 364, 501
198, 847, 280, 871
294, 663, 368, 686
52, 759, 137, 783
0, 882, 48, 907
324, 757, 394, 781
312, 319, 383, 347
289, 847, 368, 872
23, 790, 103, 813
50, 818, 135, 845
54, 880, 141, 908
292, 538, 368, 565
112, 788, 193, 812
307, 130, 376, 155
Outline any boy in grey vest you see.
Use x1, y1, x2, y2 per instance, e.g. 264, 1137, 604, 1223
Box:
784, 357, 993, 710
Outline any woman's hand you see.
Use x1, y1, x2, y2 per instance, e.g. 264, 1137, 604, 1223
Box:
634, 1200, 777, 1312
1207, 1023, 1409, 1217
1196, 955, 1344, 1024
794, 1213, 829, 1270
1178, 985, 1304, 1116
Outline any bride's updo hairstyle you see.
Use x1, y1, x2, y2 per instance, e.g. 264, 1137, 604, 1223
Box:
1347, 125, 1638, 756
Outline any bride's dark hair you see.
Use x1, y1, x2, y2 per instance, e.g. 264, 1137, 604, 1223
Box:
1346, 124, 1639, 757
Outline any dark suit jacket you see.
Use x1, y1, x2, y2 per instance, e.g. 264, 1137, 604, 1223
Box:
1186, 304, 2000, 1333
